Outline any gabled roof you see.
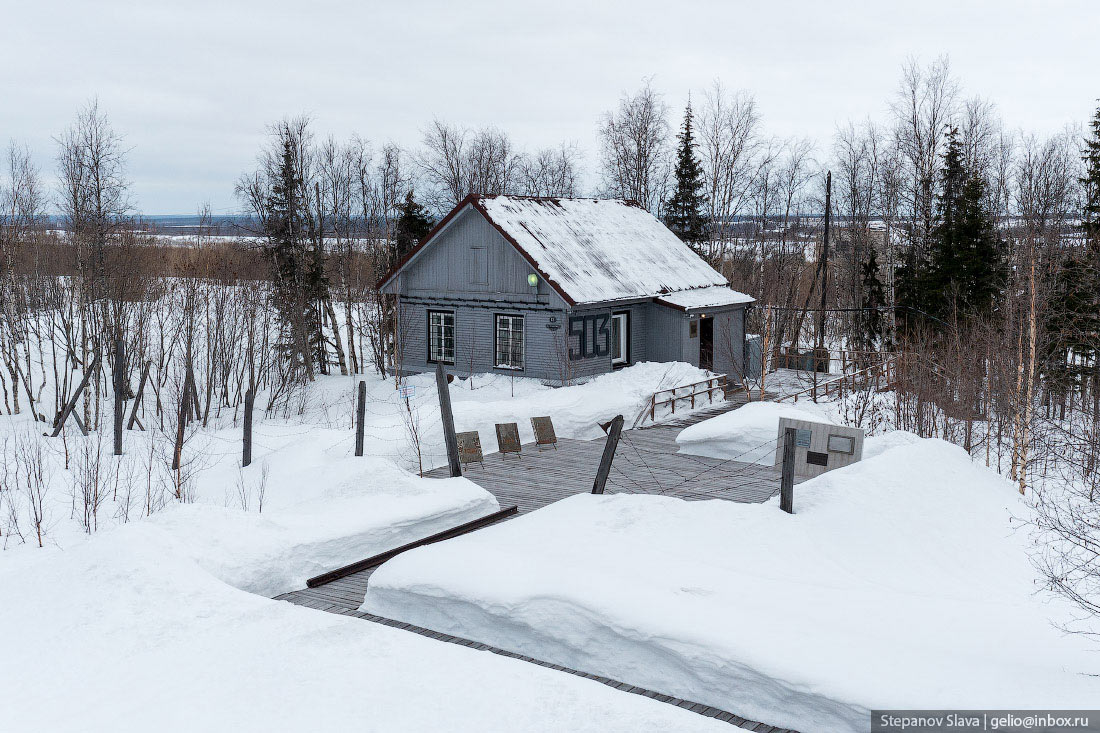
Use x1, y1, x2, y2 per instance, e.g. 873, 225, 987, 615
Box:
379, 194, 753, 307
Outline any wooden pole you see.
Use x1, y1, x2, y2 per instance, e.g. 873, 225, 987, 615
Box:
592, 414, 624, 495
47, 348, 101, 438
780, 427, 796, 514
113, 337, 125, 456
242, 388, 254, 467
354, 380, 366, 457
127, 361, 150, 430
172, 369, 192, 471
435, 362, 462, 477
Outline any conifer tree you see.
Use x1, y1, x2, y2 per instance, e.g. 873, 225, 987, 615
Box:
392, 189, 434, 268
921, 127, 1004, 322
855, 247, 887, 351
663, 100, 708, 247
263, 135, 321, 377
1082, 105, 1100, 246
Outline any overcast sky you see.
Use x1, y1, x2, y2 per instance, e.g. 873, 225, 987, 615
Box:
2, 0, 1097, 214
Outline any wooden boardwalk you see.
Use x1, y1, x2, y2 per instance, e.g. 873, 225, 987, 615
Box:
275, 399, 801, 732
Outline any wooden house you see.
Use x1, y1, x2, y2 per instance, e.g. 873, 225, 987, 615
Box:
379, 195, 754, 384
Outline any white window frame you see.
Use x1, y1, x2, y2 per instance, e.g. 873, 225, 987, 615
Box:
494, 314, 524, 370
611, 312, 629, 366
428, 310, 455, 364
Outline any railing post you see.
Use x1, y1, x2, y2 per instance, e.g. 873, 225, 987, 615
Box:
592, 414, 624, 495
780, 427, 796, 514
436, 362, 462, 477
354, 380, 366, 457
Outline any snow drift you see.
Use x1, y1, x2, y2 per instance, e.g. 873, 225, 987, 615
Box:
675, 400, 837, 462
0, 510, 731, 732
363, 436, 1098, 732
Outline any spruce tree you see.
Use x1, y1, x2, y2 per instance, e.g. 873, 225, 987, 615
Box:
663, 100, 708, 247
922, 126, 1004, 322
856, 248, 887, 351
392, 190, 434, 268
1082, 105, 1100, 246
263, 136, 321, 377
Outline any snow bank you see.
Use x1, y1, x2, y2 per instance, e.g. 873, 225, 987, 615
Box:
444, 360, 712, 446
149, 456, 496, 596
363, 438, 1098, 733
675, 400, 837, 462
0, 515, 730, 732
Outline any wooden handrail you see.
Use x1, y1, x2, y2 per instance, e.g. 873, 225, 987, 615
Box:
635, 374, 728, 427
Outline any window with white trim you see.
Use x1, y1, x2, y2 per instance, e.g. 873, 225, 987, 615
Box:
494, 314, 524, 370
611, 312, 629, 366
428, 310, 455, 364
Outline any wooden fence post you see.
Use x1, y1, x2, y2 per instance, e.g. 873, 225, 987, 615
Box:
592, 414, 624, 495
780, 427, 796, 514
113, 337, 125, 455
354, 380, 366, 457
242, 388, 254, 467
436, 362, 462, 477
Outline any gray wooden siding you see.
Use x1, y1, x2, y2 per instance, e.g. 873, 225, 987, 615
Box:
399, 299, 575, 383
643, 304, 685, 363
398, 206, 562, 307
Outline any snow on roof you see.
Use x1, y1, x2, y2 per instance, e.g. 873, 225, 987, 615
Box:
475, 196, 735, 305
654, 285, 754, 311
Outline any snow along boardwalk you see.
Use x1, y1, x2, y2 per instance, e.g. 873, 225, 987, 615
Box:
275, 402, 802, 732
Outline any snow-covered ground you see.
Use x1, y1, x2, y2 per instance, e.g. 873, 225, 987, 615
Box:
363, 434, 1099, 732
1, 361, 711, 563
0, 511, 732, 733
675, 400, 838, 462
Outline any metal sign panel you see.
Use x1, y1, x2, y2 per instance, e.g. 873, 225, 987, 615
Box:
827, 434, 855, 454
495, 422, 522, 455
530, 416, 557, 447
398, 385, 415, 399
795, 429, 812, 448
456, 431, 483, 466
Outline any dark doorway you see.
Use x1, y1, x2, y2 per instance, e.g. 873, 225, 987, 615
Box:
698, 317, 714, 372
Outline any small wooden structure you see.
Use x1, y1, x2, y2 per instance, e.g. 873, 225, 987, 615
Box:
530, 416, 557, 449
495, 423, 522, 457
456, 431, 484, 468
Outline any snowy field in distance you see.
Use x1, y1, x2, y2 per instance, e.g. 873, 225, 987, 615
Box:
363, 435, 1098, 733
0, 511, 733, 733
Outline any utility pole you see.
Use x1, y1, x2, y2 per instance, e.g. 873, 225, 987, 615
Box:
817, 171, 832, 353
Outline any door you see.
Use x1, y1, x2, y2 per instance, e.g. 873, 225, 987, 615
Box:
698, 316, 713, 372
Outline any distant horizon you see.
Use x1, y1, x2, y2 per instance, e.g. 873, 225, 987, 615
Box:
3, 0, 1098, 213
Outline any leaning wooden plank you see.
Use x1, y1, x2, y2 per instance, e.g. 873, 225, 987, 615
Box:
530, 416, 557, 448
47, 349, 101, 438
306, 504, 518, 588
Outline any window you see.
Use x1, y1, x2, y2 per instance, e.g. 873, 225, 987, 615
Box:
495, 314, 524, 369
611, 312, 629, 366
428, 310, 455, 364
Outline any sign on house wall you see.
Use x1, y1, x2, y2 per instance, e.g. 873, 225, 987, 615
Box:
567, 314, 611, 361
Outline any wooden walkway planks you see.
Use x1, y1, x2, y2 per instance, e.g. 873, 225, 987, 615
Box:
274, 399, 804, 732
